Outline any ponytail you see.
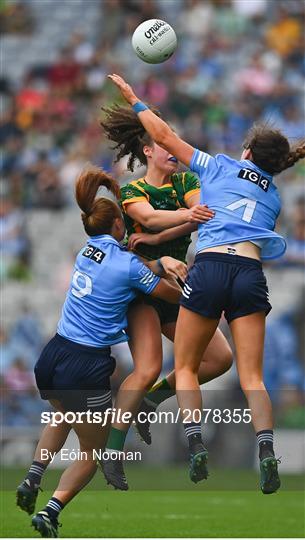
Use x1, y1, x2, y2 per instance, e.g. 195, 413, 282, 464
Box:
75, 165, 121, 236
279, 143, 305, 173
101, 104, 161, 171
243, 123, 305, 175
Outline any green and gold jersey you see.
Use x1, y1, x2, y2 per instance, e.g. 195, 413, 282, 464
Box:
120, 171, 200, 262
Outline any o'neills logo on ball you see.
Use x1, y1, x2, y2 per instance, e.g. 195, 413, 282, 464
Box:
144, 20, 166, 39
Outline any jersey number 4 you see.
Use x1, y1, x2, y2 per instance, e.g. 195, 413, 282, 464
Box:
226, 198, 257, 223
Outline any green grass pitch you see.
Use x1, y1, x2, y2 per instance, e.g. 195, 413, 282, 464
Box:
1, 467, 304, 537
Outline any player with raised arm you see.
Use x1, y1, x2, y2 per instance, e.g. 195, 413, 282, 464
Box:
16, 166, 183, 536
99, 106, 233, 490
108, 73, 305, 493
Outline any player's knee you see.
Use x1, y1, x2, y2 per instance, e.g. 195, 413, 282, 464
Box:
239, 376, 265, 393
134, 365, 161, 388
176, 365, 198, 379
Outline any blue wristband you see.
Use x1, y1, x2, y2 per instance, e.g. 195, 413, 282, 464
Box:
132, 102, 149, 114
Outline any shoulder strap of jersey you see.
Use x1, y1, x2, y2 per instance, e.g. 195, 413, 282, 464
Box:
129, 178, 148, 196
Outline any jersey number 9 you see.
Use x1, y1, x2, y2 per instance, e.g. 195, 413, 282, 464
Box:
71, 271, 92, 298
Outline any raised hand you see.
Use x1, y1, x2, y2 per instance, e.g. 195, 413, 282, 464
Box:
160, 256, 188, 282
182, 204, 215, 224
128, 232, 160, 250
108, 74, 138, 105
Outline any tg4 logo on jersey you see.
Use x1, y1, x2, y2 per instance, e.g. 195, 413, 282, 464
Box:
82, 245, 106, 264
238, 167, 270, 192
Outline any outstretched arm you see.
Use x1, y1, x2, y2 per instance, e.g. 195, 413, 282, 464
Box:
128, 223, 197, 250
145, 256, 187, 282
127, 192, 212, 249
108, 74, 195, 167
124, 199, 213, 232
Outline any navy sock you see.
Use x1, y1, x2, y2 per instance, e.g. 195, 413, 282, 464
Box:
45, 497, 64, 521
25, 461, 46, 488
257, 429, 274, 460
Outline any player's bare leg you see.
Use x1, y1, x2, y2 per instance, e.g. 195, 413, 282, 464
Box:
165, 325, 232, 385
101, 303, 163, 490
32, 407, 110, 537
175, 307, 219, 483
230, 312, 280, 494
33, 423, 71, 463
135, 323, 232, 445
114, 303, 162, 420
17, 422, 71, 515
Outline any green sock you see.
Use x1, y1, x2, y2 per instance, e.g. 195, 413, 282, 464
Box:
146, 378, 175, 406
106, 427, 127, 451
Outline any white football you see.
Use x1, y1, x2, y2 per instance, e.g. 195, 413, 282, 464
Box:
132, 19, 177, 64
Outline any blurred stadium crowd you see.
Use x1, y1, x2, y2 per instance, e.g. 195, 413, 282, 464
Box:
1, 0, 304, 459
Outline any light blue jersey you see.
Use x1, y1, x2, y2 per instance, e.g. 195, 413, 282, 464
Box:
190, 149, 286, 260
57, 235, 160, 347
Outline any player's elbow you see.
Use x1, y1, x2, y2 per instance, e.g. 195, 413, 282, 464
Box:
142, 215, 161, 231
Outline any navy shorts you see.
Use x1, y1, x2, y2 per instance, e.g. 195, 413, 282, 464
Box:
180, 252, 271, 324
34, 333, 116, 412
